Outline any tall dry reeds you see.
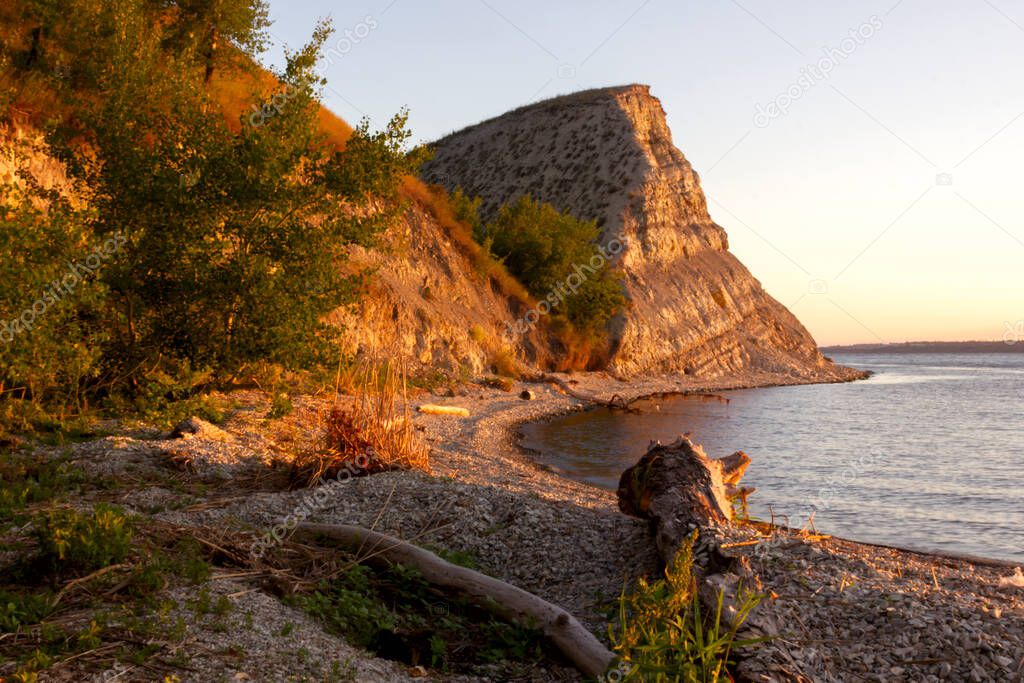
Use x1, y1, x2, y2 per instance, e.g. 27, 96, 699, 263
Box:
290, 360, 429, 487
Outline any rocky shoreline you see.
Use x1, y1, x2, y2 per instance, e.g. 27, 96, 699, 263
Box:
12, 367, 1022, 682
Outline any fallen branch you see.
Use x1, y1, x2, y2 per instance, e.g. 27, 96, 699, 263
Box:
534, 374, 730, 413
51, 563, 131, 607
294, 522, 615, 678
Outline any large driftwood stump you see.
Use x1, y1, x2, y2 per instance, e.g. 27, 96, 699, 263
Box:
618, 437, 758, 624
618, 436, 751, 567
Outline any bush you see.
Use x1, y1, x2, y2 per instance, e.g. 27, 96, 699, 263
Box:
0, 183, 110, 424
1, 3, 427, 430
33, 504, 133, 575
299, 560, 547, 673
290, 362, 429, 486
0, 454, 85, 520
449, 187, 485, 243
481, 196, 625, 338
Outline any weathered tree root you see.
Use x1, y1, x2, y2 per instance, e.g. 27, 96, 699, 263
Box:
293, 522, 616, 678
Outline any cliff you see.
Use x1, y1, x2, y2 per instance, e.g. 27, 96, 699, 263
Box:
423, 85, 855, 380
329, 197, 550, 375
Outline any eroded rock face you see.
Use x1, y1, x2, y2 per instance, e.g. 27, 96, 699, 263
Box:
423, 85, 855, 380
330, 202, 550, 375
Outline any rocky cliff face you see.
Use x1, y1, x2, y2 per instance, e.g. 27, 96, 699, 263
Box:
330, 200, 548, 376
423, 85, 854, 380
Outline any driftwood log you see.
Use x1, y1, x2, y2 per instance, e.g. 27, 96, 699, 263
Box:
294, 522, 615, 678
617, 436, 758, 623
535, 374, 730, 413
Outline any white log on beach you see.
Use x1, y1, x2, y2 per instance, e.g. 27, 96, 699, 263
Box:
416, 404, 470, 416
293, 522, 616, 678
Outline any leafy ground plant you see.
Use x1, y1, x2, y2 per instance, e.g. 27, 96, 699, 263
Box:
610, 533, 764, 682
33, 503, 133, 576
297, 559, 552, 676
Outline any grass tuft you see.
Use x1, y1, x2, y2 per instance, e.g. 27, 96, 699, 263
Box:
610, 532, 764, 681
290, 361, 429, 486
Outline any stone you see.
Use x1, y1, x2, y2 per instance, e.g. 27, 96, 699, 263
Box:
170, 416, 233, 442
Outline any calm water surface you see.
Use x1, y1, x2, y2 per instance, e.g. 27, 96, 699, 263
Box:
521, 353, 1024, 562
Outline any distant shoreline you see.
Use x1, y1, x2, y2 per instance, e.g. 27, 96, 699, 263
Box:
822, 340, 1023, 354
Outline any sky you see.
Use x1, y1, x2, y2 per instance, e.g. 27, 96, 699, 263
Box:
262, 0, 1024, 346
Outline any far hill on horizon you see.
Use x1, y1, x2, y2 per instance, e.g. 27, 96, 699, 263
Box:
822, 341, 1024, 354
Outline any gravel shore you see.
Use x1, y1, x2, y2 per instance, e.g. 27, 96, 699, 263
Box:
37, 369, 1024, 681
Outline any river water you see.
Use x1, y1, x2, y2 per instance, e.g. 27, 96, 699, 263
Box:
520, 353, 1024, 563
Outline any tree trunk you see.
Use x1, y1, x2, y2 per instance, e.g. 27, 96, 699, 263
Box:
294, 522, 616, 678
27, 27, 42, 67
204, 26, 219, 83
617, 436, 758, 623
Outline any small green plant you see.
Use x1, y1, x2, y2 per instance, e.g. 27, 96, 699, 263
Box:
186, 587, 232, 618
300, 564, 396, 648
0, 454, 87, 520
610, 532, 764, 682
298, 559, 548, 673
430, 546, 480, 570
0, 590, 55, 632
268, 392, 294, 419
33, 504, 133, 575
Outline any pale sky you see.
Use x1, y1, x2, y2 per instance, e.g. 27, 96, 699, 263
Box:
263, 0, 1024, 345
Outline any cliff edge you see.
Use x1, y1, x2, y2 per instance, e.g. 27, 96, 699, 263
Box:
423, 85, 855, 380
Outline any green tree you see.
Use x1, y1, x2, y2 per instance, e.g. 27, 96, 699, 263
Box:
0, 179, 110, 420
484, 196, 626, 337
151, 0, 270, 81
45, 6, 421, 384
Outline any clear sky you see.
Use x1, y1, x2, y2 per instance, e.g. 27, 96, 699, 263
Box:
262, 0, 1024, 346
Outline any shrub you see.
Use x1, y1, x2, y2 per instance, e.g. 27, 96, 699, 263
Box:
449, 187, 485, 243
610, 533, 764, 681
33, 504, 133, 575
482, 196, 625, 339
0, 589, 54, 632
0, 183, 110, 426
299, 560, 547, 673
2, 3, 426, 429
0, 454, 85, 520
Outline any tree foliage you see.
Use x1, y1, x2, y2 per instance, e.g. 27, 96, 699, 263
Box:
1, 0, 423, 423
477, 195, 626, 337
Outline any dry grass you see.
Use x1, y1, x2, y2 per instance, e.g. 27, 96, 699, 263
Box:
403, 179, 535, 307
290, 362, 429, 487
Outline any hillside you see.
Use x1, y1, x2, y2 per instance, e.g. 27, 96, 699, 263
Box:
423, 85, 858, 381
823, 341, 1024, 354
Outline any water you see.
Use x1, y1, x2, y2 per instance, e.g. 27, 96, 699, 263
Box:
521, 353, 1024, 563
